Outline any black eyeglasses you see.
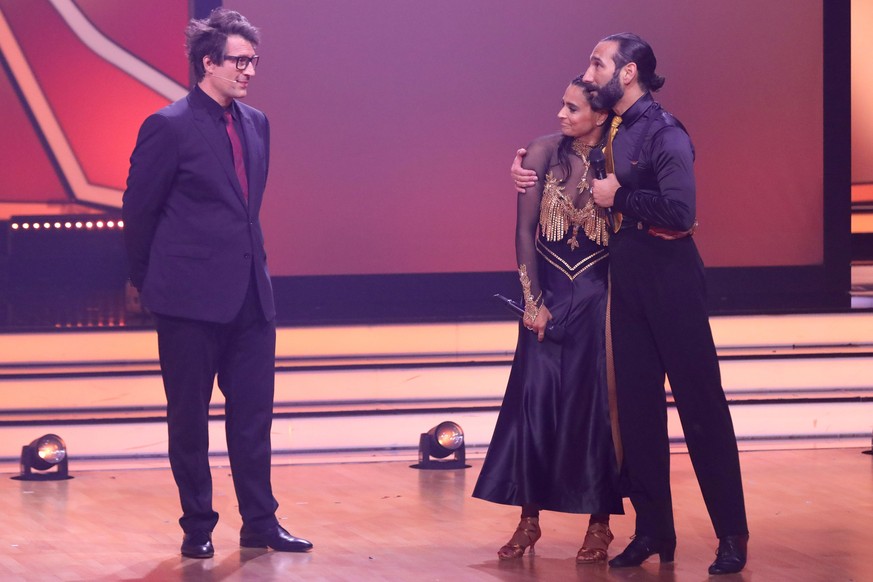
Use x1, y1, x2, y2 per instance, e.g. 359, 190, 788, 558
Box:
224, 55, 259, 71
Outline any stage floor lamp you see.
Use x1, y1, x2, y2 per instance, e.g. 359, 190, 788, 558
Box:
12, 434, 73, 481
413, 421, 469, 470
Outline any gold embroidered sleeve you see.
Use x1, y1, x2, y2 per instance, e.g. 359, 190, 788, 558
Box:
515, 136, 556, 320
518, 264, 542, 325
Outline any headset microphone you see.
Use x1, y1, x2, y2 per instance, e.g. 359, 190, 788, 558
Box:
211, 72, 239, 84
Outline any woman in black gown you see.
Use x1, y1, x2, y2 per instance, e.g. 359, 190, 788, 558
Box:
472, 77, 623, 562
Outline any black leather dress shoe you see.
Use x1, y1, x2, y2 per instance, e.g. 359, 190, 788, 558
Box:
608, 535, 676, 568
181, 531, 214, 558
240, 525, 313, 552
709, 534, 748, 575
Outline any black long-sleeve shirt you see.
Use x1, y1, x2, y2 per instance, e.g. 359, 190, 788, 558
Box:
612, 92, 697, 232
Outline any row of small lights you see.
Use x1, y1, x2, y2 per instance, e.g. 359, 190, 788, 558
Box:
54, 320, 124, 328
10, 220, 124, 231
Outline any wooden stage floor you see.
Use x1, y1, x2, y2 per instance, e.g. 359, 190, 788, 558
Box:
1, 448, 871, 581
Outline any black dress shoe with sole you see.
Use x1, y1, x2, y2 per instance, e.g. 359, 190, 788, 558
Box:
709, 534, 748, 575
608, 535, 676, 568
240, 525, 313, 552
181, 531, 214, 558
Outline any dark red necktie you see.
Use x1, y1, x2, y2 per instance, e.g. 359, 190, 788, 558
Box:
223, 109, 248, 201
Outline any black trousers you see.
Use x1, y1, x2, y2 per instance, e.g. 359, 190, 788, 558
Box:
609, 227, 748, 540
154, 277, 278, 534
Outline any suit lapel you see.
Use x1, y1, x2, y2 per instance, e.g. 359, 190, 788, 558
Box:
239, 109, 263, 213
189, 96, 249, 209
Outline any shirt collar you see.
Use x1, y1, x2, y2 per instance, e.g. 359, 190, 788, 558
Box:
619, 92, 656, 127
192, 84, 237, 122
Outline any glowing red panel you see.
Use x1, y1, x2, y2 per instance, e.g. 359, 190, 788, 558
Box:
0, 61, 67, 202
0, 0, 175, 190
73, 0, 188, 86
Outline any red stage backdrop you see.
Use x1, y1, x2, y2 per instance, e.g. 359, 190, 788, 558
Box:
0, 1, 836, 284
228, 0, 824, 274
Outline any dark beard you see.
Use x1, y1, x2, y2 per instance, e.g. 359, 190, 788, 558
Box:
584, 71, 623, 111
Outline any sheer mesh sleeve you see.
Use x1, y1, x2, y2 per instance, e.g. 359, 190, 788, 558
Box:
515, 134, 560, 308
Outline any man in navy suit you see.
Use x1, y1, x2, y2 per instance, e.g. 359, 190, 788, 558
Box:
122, 8, 311, 558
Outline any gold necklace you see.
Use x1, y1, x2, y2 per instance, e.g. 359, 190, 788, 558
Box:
571, 138, 596, 160
571, 138, 594, 193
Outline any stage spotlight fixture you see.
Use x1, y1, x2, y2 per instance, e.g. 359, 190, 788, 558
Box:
412, 421, 469, 470
12, 434, 73, 481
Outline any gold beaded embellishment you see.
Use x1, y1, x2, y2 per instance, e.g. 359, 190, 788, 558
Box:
538, 138, 609, 248
539, 173, 610, 249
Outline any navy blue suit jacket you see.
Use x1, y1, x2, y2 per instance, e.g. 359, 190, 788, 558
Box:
122, 87, 275, 323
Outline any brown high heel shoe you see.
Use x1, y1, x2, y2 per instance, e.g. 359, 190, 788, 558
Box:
576, 522, 614, 564
497, 517, 541, 560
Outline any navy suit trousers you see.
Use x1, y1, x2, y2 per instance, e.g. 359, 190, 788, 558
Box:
154, 276, 279, 534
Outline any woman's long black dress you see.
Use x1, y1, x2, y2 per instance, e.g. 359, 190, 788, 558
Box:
472, 134, 623, 515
